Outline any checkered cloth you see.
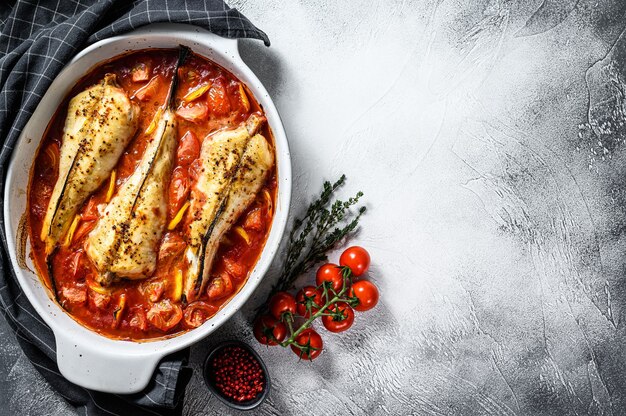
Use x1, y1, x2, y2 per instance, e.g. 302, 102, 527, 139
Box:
0, 1, 269, 415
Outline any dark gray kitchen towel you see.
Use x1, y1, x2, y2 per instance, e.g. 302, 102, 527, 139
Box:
0, 1, 269, 415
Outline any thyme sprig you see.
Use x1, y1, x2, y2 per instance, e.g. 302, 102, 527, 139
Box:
254, 175, 366, 357
273, 174, 365, 295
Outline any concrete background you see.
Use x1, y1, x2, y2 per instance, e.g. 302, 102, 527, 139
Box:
4, 0, 626, 414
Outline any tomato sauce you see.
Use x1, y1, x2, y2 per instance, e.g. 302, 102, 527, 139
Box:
27, 49, 277, 340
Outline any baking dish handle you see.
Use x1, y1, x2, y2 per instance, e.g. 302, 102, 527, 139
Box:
55, 330, 162, 394
123, 23, 242, 62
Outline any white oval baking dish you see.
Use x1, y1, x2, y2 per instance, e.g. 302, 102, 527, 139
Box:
3, 23, 291, 393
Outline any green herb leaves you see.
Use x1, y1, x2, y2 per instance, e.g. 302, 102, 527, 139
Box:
275, 175, 365, 293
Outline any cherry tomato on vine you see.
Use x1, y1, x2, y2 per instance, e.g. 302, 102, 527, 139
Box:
253, 315, 287, 346
315, 263, 345, 293
322, 302, 355, 333
339, 246, 370, 277
349, 280, 379, 312
295, 286, 324, 318
291, 328, 323, 360
269, 291, 297, 321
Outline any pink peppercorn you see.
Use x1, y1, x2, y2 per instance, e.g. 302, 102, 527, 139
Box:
210, 346, 265, 402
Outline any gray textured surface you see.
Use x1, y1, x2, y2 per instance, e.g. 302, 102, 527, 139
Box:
4, 0, 626, 414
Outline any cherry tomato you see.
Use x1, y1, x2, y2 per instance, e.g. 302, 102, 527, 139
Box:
296, 286, 324, 318
253, 315, 287, 346
349, 280, 379, 312
183, 301, 218, 328
322, 302, 355, 333
315, 263, 345, 293
269, 292, 297, 321
147, 299, 183, 331
291, 328, 323, 360
207, 77, 231, 116
339, 246, 370, 277
177, 131, 200, 166
168, 166, 190, 218
207, 274, 234, 300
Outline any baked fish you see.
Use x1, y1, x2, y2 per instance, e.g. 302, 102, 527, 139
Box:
40, 74, 139, 255
86, 47, 188, 285
183, 113, 274, 301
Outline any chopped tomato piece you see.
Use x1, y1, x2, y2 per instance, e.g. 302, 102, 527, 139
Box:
133, 75, 160, 101
188, 159, 203, 182
129, 307, 148, 331
177, 131, 200, 166
158, 232, 186, 260
243, 208, 264, 232
72, 220, 96, 243
116, 153, 138, 181
140, 279, 165, 303
61, 285, 87, 305
81, 197, 100, 221
131, 63, 151, 82
183, 301, 217, 328
168, 166, 190, 218
89, 290, 111, 310
207, 274, 234, 300
66, 250, 87, 280
223, 257, 246, 281
175, 102, 208, 122
207, 77, 231, 116
147, 299, 183, 332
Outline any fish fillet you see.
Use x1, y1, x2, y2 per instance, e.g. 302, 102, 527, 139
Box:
40, 74, 139, 254
183, 114, 274, 301
85, 111, 177, 283
86, 47, 188, 285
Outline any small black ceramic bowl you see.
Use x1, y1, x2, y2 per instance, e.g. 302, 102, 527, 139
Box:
203, 340, 270, 411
